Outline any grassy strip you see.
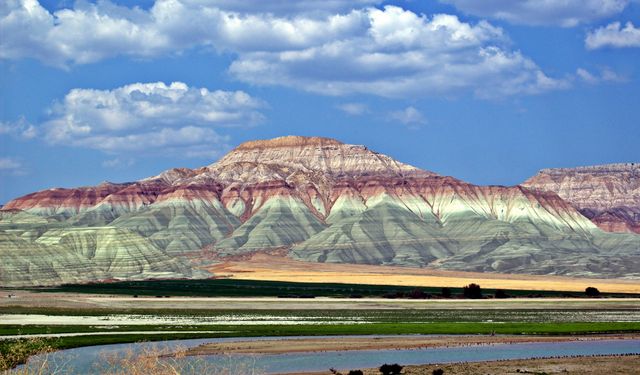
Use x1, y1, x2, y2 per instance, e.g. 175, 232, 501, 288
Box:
9, 278, 635, 298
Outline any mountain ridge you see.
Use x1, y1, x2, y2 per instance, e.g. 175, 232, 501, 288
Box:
1, 136, 638, 286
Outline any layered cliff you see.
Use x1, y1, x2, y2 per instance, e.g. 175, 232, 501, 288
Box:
523, 163, 640, 234
2, 136, 638, 285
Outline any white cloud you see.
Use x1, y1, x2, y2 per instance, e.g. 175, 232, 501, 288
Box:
0, 2, 566, 99
194, 0, 382, 15
576, 68, 599, 84
576, 67, 624, 84
0, 157, 21, 170
586, 21, 640, 49
102, 157, 134, 169
36, 82, 263, 157
388, 106, 427, 129
0, 117, 38, 139
441, 0, 630, 27
0, 157, 26, 175
0, 0, 370, 67
229, 7, 567, 98
338, 102, 369, 115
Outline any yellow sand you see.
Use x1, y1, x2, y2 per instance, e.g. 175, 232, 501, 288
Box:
208, 254, 640, 294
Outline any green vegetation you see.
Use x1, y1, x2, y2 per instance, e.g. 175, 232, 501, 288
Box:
0, 338, 52, 370
2, 321, 640, 338
13, 278, 639, 298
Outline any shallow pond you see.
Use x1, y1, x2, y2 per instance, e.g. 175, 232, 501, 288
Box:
18, 336, 640, 374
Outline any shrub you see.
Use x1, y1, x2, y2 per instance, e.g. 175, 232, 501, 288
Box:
494, 289, 509, 299
379, 363, 403, 375
348, 370, 364, 375
433, 369, 444, 375
382, 291, 405, 299
463, 283, 482, 299
408, 288, 427, 299
440, 287, 452, 298
585, 286, 600, 297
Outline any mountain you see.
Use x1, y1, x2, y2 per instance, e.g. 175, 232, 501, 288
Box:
523, 163, 640, 234
1, 136, 639, 285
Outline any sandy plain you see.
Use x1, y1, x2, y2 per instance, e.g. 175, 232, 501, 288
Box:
207, 253, 640, 294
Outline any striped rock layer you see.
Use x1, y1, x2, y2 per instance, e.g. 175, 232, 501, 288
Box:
2, 136, 638, 285
523, 163, 640, 234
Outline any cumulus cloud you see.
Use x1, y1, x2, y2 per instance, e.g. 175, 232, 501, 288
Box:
388, 106, 427, 129
441, 0, 630, 27
196, 0, 382, 15
338, 102, 369, 115
1, 1, 566, 98
586, 21, 640, 49
229, 7, 567, 98
0, 0, 369, 66
0, 157, 26, 175
0, 117, 38, 139
35, 82, 263, 158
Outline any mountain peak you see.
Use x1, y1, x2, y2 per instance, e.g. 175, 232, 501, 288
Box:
234, 136, 343, 150
523, 162, 640, 234
210, 135, 430, 182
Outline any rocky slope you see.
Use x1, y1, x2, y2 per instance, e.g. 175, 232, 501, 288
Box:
523, 163, 640, 234
2, 136, 639, 285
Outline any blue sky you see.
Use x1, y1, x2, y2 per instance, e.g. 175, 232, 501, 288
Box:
1, 0, 639, 204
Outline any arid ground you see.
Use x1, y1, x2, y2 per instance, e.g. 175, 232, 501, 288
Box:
207, 254, 640, 294
3, 289, 640, 311
278, 355, 640, 375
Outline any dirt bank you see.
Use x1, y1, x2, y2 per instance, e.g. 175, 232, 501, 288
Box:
278, 354, 640, 375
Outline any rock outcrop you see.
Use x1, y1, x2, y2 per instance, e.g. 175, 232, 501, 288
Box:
523, 163, 640, 234
2, 136, 638, 285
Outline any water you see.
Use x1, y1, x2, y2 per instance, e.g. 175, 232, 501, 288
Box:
19, 336, 640, 374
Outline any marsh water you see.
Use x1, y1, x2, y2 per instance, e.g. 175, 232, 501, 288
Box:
19, 336, 640, 374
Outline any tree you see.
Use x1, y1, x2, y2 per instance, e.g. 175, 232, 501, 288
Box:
463, 283, 482, 299
585, 286, 600, 297
441, 287, 452, 298
379, 363, 403, 375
